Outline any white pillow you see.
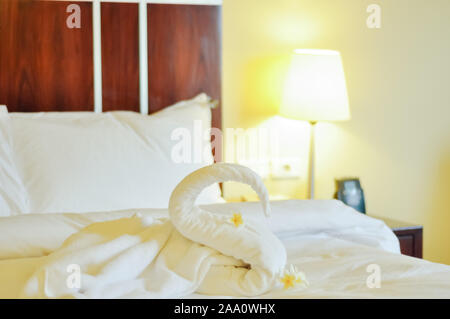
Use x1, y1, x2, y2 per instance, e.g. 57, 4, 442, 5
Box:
10, 94, 223, 214
0, 106, 29, 216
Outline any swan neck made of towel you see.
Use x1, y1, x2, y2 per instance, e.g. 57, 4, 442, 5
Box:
168, 163, 286, 296
169, 163, 270, 220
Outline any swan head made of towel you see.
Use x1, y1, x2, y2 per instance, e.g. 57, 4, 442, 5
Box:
169, 163, 286, 296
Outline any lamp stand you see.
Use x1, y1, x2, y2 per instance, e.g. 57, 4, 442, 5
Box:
308, 121, 317, 199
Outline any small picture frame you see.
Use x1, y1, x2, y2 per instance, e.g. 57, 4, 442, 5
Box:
335, 178, 366, 214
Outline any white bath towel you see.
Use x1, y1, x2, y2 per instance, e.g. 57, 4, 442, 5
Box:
21, 164, 294, 298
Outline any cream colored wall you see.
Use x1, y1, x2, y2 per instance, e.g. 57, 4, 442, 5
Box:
222, 0, 450, 264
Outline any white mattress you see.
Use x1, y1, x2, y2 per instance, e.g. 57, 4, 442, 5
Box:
1, 200, 449, 298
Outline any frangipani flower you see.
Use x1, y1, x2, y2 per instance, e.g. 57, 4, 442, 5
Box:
230, 212, 244, 228
280, 265, 308, 290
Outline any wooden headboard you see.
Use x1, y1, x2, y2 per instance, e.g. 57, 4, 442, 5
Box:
0, 0, 222, 133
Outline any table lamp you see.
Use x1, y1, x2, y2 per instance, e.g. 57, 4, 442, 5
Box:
280, 49, 350, 199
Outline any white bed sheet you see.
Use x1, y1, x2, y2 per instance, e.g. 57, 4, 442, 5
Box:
264, 235, 450, 298
0, 200, 449, 298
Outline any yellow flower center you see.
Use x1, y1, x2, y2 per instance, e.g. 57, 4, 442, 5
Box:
281, 274, 296, 289
230, 213, 243, 227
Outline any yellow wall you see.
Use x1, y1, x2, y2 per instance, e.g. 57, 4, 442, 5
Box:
222, 0, 450, 264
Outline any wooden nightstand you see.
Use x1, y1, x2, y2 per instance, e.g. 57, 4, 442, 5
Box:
373, 216, 423, 258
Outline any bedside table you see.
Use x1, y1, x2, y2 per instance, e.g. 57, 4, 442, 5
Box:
373, 216, 423, 258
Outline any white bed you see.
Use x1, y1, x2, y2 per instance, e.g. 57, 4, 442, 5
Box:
1, 200, 449, 298
1, 97, 450, 299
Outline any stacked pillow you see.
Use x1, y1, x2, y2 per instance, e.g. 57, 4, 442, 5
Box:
0, 106, 30, 216
0, 94, 223, 215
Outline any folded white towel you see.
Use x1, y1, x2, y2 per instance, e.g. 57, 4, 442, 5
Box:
21, 163, 291, 298
169, 163, 287, 296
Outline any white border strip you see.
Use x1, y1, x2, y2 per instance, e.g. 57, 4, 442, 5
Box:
139, 1, 149, 114
93, 0, 102, 113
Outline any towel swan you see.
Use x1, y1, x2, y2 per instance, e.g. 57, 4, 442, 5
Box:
21, 163, 288, 298
169, 163, 287, 296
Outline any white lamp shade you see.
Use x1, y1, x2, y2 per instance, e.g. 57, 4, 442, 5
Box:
280, 49, 350, 122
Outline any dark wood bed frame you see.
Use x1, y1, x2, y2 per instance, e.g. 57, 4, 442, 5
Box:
0, 0, 222, 134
